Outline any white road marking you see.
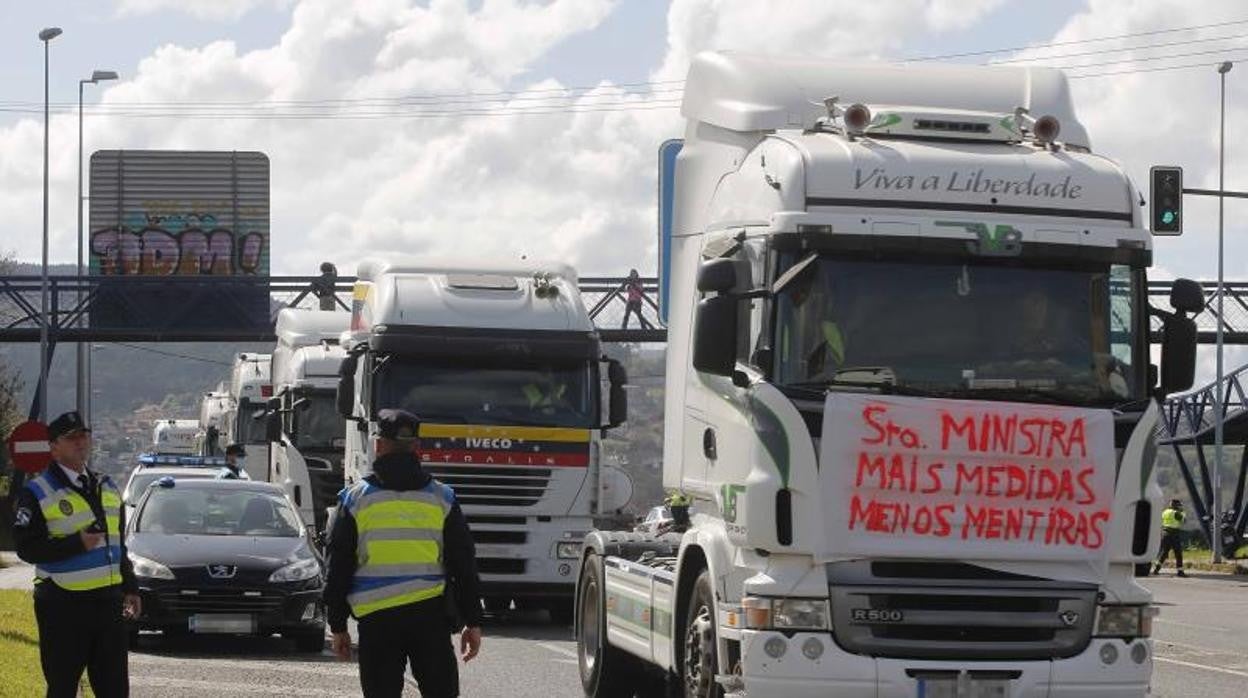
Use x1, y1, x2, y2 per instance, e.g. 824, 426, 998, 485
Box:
538, 642, 579, 659
1154, 656, 1248, 679
131, 676, 347, 695
1155, 618, 1235, 632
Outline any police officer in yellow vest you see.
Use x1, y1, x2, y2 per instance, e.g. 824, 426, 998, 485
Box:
1153, 498, 1188, 577
325, 409, 483, 697
12, 411, 141, 697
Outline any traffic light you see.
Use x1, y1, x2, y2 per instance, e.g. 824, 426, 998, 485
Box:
1150, 165, 1183, 235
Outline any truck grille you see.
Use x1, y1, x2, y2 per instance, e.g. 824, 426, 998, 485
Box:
158, 589, 284, 615
827, 562, 1096, 661
423, 465, 551, 507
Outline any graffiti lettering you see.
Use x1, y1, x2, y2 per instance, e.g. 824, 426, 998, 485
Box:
91, 227, 265, 276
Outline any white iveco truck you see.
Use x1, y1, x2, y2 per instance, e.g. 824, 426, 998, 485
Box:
336, 258, 629, 622
196, 387, 233, 456
575, 53, 1203, 698
266, 309, 349, 533
224, 352, 272, 481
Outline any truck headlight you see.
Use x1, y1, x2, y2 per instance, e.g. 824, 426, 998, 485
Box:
741, 596, 829, 631
269, 558, 321, 583
129, 553, 174, 580
555, 541, 582, 559
1095, 605, 1156, 638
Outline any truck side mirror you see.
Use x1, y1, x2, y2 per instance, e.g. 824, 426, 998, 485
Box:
605, 359, 628, 428
692, 259, 739, 377
1170, 278, 1205, 315
1158, 278, 1203, 396
693, 295, 738, 376
264, 411, 281, 443
337, 353, 359, 418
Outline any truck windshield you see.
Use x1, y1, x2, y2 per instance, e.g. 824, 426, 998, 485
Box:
291, 391, 345, 449
773, 256, 1142, 406
376, 358, 595, 428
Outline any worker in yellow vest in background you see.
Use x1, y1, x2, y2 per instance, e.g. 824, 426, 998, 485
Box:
1153, 498, 1188, 578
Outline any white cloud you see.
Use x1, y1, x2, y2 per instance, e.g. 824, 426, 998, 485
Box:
4, 0, 1005, 281
116, 0, 293, 22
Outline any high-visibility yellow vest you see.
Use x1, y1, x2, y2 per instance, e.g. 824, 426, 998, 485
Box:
24, 469, 123, 592
1161, 508, 1184, 530
522, 382, 566, 408
341, 478, 454, 618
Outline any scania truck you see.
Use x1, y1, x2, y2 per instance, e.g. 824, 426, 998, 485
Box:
336, 258, 630, 622
574, 52, 1203, 698
267, 308, 349, 533
224, 352, 272, 481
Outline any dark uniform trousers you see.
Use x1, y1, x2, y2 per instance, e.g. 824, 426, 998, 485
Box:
357, 601, 458, 698
34, 591, 128, 697
1158, 528, 1185, 569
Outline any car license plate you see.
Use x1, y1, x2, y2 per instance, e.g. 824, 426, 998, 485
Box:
917, 677, 1009, 698
188, 614, 254, 634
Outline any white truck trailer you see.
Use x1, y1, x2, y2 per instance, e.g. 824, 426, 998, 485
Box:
336, 258, 629, 622
151, 419, 201, 456
266, 309, 349, 533
224, 352, 272, 481
574, 52, 1203, 698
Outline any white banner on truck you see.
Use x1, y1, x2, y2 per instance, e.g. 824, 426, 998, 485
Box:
818, 393, 1116, 575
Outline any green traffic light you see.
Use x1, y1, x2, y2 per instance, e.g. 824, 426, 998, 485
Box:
1162, 211, 1176, 224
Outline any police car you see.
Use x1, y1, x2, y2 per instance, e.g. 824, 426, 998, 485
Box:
121, 455, 232, 525
125, 477, 326, 651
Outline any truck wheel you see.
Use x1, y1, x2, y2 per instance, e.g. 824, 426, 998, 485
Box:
682, 570, 723, 698
578, 552, 637, 698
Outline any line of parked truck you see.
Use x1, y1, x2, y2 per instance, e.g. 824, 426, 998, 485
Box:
128, 51, 1211, 697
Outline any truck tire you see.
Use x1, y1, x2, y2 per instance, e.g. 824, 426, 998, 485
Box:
682, 570, 723, 698
578, 552, 638, 698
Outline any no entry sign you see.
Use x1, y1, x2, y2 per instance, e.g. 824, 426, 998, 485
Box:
6, 421, 51, 474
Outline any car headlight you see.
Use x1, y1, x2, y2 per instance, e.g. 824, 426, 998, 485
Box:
1095, 605, 1156, 638
555, 541, 582, 559
129, 553, 174, 580
741, 596, 830, 631
269, 558, 321, 583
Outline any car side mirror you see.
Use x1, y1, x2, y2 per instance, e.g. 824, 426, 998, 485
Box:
337, 352, 359, 418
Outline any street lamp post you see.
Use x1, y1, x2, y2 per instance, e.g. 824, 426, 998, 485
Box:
77, 70, 118, 424
1214, 61, 1232, 564
37, 26, 62, 424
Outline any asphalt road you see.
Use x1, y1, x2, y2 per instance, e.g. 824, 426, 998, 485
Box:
128, 609, 583, 698
1144, 571, 1248, 698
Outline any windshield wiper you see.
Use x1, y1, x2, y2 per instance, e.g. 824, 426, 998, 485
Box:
953, 385, 1106, 406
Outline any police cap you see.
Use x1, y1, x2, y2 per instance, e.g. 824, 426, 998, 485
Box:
377, 409, 421, 441
47, 411, 91, 442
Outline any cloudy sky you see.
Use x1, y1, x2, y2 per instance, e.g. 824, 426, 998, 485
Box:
3, 0, 1247, 378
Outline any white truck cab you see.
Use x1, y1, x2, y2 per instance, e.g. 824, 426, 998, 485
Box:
225, 353, 272, 481
266, 309, 349, 533
151, 419, 200, 456
337, 257, 630, 622
575, 52, 1203, 698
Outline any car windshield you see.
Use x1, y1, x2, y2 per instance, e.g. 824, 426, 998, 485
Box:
123, 470, 216, 504
291, 390, 345, 450
772, 256, 1142, 406
137, 488, 302, 537
375, 357, 596, 428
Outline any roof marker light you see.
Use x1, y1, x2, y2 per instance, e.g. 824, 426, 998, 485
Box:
1033, 115, 1061, 143
844, 103, 872, 134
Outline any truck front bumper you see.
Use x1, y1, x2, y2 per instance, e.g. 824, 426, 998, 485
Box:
737, 630, 1152, 698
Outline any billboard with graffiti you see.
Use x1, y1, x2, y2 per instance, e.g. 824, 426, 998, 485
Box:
88, 150, 271, 332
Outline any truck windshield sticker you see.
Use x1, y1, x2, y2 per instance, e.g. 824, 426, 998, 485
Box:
820, 393, 1116, 565
934, 221, 1023, 257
